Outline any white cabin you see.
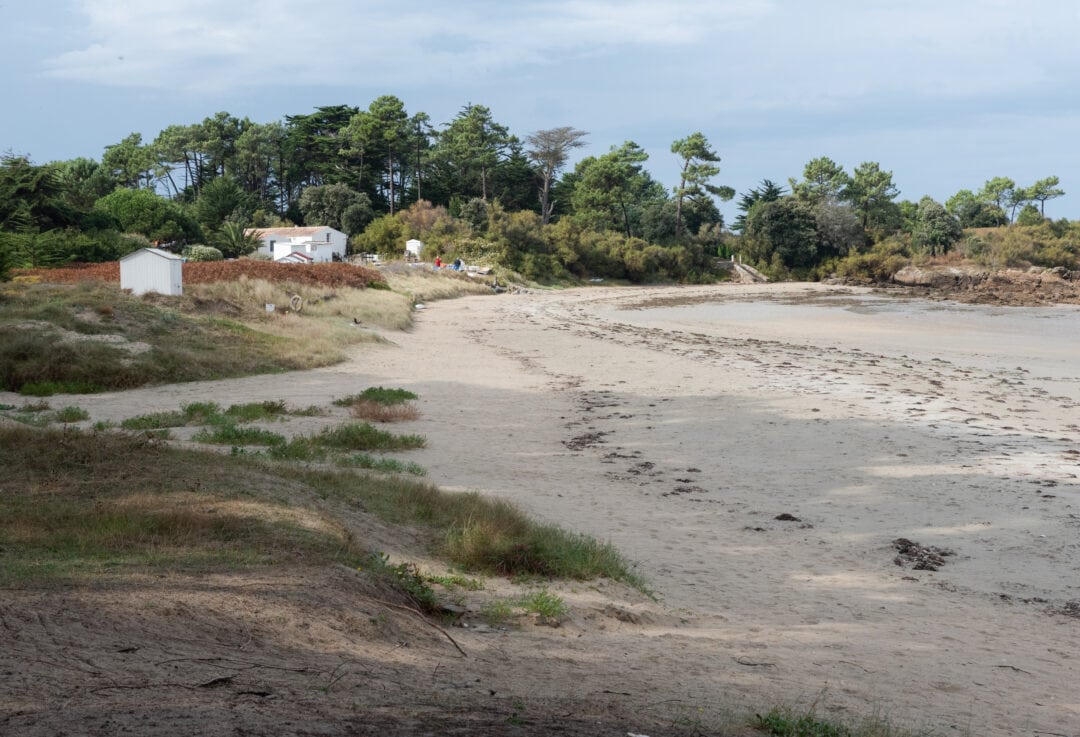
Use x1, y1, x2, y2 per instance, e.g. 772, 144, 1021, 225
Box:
120, 248, 183, 296
404, 239, 424, 261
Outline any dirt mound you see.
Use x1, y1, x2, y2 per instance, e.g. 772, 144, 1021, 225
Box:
0, 567, 711, 737
14, 260, 385, 289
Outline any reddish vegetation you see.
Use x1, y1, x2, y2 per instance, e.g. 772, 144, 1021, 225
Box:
14, 260, 385, 289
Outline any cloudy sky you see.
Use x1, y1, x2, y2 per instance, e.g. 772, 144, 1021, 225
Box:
4, 0, 1079, 220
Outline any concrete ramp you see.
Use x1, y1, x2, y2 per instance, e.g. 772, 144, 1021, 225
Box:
733, 262, 769, 283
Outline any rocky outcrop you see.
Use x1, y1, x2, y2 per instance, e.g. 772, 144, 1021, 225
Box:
892, 265, 989, 288
890, 265, 1080, 305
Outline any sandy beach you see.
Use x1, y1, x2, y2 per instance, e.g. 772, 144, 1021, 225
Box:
4, 282, 1080, 735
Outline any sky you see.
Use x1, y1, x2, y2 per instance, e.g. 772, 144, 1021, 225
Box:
4, 0, 1080, 223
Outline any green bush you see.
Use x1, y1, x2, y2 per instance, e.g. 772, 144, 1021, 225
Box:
181, 244, 224, 262
833, 238, 910, 282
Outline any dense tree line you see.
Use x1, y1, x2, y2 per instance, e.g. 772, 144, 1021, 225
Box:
734, 157, 1073, 278
0, 95, 1073, 283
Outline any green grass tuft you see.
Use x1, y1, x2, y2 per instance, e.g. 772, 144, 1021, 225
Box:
315, 422, 426, 451
518, 588, 568, 619
361, 553, 440, 613
752, 706, 930, 737
120, 410, 189, 430
336, 454, 427, 476
223, 400, 289, 422
52, 406, 90, 423
192, 424, 287, 446
121, 400, 319, 430
334, 386, 418, 407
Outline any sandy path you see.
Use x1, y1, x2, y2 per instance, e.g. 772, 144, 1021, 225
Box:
13, 283, 1080, 735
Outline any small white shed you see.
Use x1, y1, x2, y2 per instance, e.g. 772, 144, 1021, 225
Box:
120, 248, 183, 296
404, 239, 424, 261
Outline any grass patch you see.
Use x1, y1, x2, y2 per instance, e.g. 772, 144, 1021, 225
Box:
753, 706, 932, 737
0, 281, 382, 395
361, 553, 440, 613
1, 400, 49, 426
382, 269, 495, 304
518, 588, 568, 619
260, 425, 426, 460
192, 424, 288, 447
52, 406, 90, 423
187, 277, 415, 332
120, 410, 189, 430
297, 468, 644, 586
480, 599, 515, 625
335, 387, 419, 406
335, 388, 421, 423
337, 454, 427, 476
0, 426, 361, 584
222, 400, 289, 422
121, 400, 322, 430
756, 710, 853, 737
20, 380, 104, 396
426, 572, 484, 591
2, 425, 643, 590
265, 438, 324, 461
315, 422, 426, 451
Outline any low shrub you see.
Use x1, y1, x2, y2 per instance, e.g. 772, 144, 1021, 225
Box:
315, 422, 425, 451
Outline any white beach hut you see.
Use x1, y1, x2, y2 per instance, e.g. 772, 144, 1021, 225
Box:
404, 239, 424, 262
120, 248, 183, 296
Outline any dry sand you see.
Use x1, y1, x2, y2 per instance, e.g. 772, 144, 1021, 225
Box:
4, 282, 1080, 735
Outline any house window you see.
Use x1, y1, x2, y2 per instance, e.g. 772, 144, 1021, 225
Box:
326, 233, 331, 242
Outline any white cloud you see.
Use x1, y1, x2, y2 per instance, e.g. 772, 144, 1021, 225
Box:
36, 0, 1080, 147
41, 0, 775, 90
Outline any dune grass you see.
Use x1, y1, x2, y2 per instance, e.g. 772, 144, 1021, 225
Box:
192, 424, 288, 446
292, 465, 644, 585
334, 386, 418, 406
334, 387, 421, 422
0, 280, 417, 395
336, 453, 427, 476
0, 402, 89, 427
315, 422, 425, 451
0, 425, 642, 589
121, 400, 323, 430
752, 706, 938, 737
382, 269, 495, 303
197, 421, 426, 456
187, 277, 416, 331
0, 426, 360, 584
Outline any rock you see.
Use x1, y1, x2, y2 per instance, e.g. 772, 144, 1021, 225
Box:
893, 266, 988, 289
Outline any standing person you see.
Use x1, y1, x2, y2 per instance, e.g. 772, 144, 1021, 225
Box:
434, 256, 442, 268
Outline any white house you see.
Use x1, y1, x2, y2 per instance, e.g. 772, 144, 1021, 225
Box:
120, 248, 183, 296
244, 226, 347, 263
